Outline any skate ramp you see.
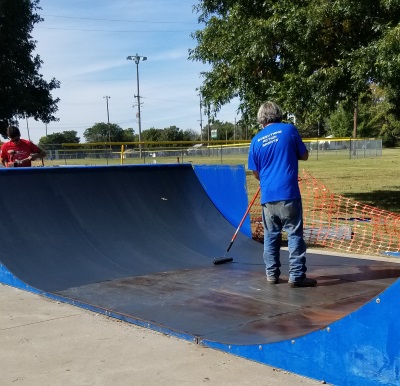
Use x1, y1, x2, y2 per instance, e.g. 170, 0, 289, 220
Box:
0, 164, 399, 386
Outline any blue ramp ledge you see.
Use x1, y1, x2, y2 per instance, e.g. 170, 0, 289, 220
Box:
201, 278, 400, 386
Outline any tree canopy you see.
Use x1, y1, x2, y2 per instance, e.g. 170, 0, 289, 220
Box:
38, 131, 80, 149
83, 123, 135, 143
190, 0, 400, 133
201, 120, 241, 140
326, 84, 400, 145
142, 126, 200, 143
0, 0, 60, 138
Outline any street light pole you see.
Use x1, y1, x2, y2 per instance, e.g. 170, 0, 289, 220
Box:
127, 53, 147, 158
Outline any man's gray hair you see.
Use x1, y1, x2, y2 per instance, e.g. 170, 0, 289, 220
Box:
257, 101, 282, 126
7, 125, 21, 139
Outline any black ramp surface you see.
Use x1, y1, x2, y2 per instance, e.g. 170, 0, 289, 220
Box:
0, 164, 399, 346
0, 164, 258, 291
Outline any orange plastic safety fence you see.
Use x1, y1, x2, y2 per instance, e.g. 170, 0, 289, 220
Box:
250, 170, 400, 257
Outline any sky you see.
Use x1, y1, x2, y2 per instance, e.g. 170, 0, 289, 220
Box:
21, 0, 240, 144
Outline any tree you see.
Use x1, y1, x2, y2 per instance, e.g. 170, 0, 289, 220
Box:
38, 131, 80, 149
203, 120, 235, 141
190, 1, 400, 134
141, 126, 201, 144
357, 84, 400, 146
121, 128, 136, 142
0, 0, 60, 138
325, 84, 400, 146
142, 127, 163, 143
160, 126, 183, 142
182, 129, 200, 141
83, 122, 124, 143
326, 104, 353, 137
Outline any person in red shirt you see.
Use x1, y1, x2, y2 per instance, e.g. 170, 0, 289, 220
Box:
1, 126, 46, 168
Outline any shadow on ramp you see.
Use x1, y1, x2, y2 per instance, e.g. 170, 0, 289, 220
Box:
0, 164, 399, 385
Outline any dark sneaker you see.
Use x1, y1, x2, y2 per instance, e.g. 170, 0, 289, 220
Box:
289, 277, 317, 288
267, 276, 279, 284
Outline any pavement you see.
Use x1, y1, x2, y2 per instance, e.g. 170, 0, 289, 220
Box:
0, 284, 325, 386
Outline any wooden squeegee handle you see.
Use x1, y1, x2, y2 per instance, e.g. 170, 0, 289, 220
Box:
225, 186, 261, 253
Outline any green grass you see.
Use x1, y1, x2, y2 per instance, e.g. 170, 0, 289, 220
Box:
303, 148, 400, 213
245, 148, 400, 214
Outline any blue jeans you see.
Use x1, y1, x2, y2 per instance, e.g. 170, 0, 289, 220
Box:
262, 199, 307, 282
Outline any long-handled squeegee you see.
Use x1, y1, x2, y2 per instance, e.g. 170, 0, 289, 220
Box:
213, 186, 260, 265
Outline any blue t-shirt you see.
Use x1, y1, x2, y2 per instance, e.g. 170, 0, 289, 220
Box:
248, 122, 307, 204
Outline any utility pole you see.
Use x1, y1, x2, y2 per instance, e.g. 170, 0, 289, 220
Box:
25, 116, 30, 141
199, 93, 203, 141
103, 95, 112, 163
207, 106, 211, 143
353, 100, 358, 157
353, 101, 358, 139
127, 54, 147, 158
103, 96, 111, 142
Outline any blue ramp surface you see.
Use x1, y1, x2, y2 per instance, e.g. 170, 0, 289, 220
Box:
0, 164, 399, 385
194, 164, 251, 237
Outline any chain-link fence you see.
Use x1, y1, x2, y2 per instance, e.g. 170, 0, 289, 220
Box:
39, 138, 382, 166
305, 138, 382, 160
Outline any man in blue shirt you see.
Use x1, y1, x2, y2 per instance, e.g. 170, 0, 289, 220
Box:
248, 101, 317, 288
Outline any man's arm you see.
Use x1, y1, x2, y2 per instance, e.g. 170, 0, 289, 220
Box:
0, 146, 7, 166
252, 170, 260, 180
27, 142, 46, 162
30, 148, 46, 161
299, 149, 309, 161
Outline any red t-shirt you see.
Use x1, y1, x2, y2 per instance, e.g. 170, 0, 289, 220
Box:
1, 139, 41, 167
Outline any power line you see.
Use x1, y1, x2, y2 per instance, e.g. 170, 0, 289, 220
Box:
42, 14, 198, 25
25, 119, 137, 130
36, 26, 193, 33
140, 96, 200, 105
